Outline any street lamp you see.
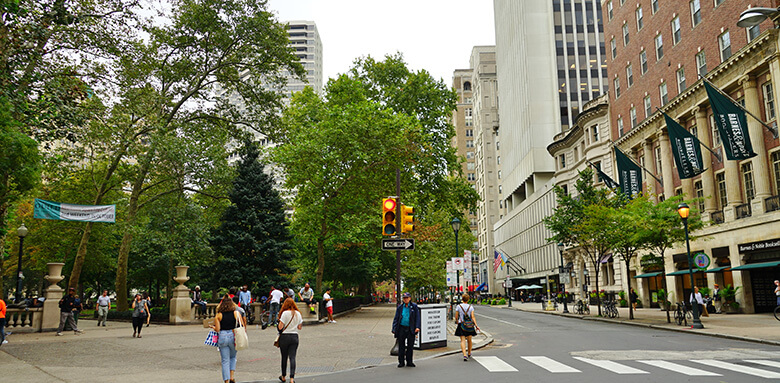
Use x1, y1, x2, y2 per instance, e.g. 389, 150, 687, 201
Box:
557, 243, 569, 313
737, 7, 780, 28
677, 203, 703, 329
16, 223, 28, 304
450, 218, 461, 303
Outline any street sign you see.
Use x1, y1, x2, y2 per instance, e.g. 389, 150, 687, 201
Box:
452, 257, 464, 269
446, 260, 453, 273
560, 273, 570, 284
381, 238, 415, 251
446, 273, 457, 287
693, 252, 711, 270
505, 277, 512, 289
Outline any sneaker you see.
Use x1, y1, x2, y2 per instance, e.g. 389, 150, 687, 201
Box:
331, 320, 337, 323
463, 356, 468, 361
56, 333, 63, 336
74, 330, 83, 334
102, 323, 106, 327
2, 340, 8, 344
407, 363, 416, 367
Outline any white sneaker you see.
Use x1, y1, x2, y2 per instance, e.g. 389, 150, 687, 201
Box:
331, 320, 337, 323
56, 333, 63, 336
2, 340, 8, 344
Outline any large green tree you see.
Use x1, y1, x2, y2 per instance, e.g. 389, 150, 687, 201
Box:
208, 142, 292, 290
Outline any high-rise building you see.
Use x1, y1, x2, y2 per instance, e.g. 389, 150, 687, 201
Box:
492, 0, 609, 296
281, 20, 323, 102
603, 0, 780, 314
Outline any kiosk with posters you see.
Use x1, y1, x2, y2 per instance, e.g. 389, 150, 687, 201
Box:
414, 304, 448, 349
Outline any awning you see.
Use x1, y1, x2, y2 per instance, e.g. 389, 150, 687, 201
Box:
600, 254, 613, 264
475, 282, 487, 291
705, 266, 731, 273
730, 260, 780, 271
666, 269, 704, 276
633, 272, 663, 278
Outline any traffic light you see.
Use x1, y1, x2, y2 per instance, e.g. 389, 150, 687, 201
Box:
382, 197, 397, 236
400, 204, 414, 233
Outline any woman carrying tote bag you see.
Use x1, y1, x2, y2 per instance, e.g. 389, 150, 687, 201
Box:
277, 298, 303, 383
212, 295, 242, 383
455, 293, 480, 361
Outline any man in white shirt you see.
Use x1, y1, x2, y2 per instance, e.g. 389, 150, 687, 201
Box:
323, 288, 335, 323
96, 290, 111, 326
269, 286, 285, 326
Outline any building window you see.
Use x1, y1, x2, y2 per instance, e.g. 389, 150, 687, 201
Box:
719, 31, 731, 61
763, 82, 776, 121
594, 161, 604, 183
465, 108, 472, 117
655, 34, 664, 60
695, 180, 705, 212
691, 125, 698, 138
640, 50, 648, 74
772, 151, 780, 194
611, 38, 617, 59
660, 82, 668, 106
696, 51, 707, 77
716, 172, 727, 208
498, 170, 502, 179
652, 0, 659, 13
467, 162, 475, 170
592, 124, 599, 142
714, 0, 724, 7
617, 117, 624, 134
690, 0, 701, 27
644, 96, 652, 118
465, 129, 474, 137
466, 140, 474, 148
608, 1, 613, 20
623, 23, 630, 46
468, 173, 476, 181
655, 146, 663, 174
466, 151, 474, 159
562, 184, 568, 196
630, 107, 637, 128
748, 25, 761, 42
559, 154, 566, 169
670, 18, 681, 46
614, 77, 621, 98
626, 64, 633, 88
742, 162, 755, 201
496, 156, 500, 165
463, 81, 471, 91
710, 114, 722, 147
677, 67, 687, 93
636, 7, 644, 30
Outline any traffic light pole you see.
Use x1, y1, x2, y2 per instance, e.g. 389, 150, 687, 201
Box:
395, 168, 402, 304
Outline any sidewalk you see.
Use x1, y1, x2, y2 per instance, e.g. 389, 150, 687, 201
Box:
503, 301, 780, 345
0, 304, 491, 383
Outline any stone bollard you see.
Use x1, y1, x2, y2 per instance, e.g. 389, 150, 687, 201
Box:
41, 263, 65, 331
169, 265, 192, 324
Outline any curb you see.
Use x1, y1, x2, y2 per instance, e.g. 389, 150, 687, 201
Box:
503, 305, 780, 347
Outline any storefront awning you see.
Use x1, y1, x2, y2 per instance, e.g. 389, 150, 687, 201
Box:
729, 260, 780, 271
633, 272, 663, 278
666, 269, 704, 276
705, 266, 731, 273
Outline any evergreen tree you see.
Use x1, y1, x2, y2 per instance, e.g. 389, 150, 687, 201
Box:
208, 142, 292, 290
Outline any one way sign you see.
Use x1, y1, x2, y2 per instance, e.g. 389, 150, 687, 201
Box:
381, 239, 415, 251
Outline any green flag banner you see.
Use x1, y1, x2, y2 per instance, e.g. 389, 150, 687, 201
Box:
664, 113, 705, 179
587, 161, 619, 190
614, 147, 643, 199
34, 198, 116, 223
703, 81, 756, 160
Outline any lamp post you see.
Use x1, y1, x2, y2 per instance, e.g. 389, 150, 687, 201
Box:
737, 6, 780, 27
450, 218, 461, 303
15, 223, 28, 304
557, 243, 569, 313
677, 203, 703, 329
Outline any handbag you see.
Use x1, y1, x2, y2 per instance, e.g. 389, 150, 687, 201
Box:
204, 330, 219, 347
273, 313, 294, 347
233, 311, 249, 350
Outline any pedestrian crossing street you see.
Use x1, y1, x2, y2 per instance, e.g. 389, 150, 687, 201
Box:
473, 355, 780, 378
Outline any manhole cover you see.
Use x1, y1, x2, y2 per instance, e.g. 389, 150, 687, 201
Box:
296, 366, 335, 373
356, 357, 384, 365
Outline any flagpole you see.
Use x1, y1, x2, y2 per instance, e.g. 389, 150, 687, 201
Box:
584, 159, 619, 192
609, 141, 663, 184
699, 75, 779, 138
657, 107, 723, 163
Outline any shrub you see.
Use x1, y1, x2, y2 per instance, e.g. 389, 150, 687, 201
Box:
619, 299, 628, 307
498, 298, 506, 305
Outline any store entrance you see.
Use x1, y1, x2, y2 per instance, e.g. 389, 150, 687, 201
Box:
750, 268, 779, 313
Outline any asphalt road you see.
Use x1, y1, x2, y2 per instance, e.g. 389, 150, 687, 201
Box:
289, 305, 780, 383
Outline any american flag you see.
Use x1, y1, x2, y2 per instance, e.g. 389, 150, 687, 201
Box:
493, 250, 502, 273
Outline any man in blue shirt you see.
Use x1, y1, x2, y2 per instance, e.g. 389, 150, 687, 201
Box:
391, 292, 421, 367
238, 285, 252, 320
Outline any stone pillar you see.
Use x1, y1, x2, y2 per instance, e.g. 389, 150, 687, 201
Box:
694, 107, 718, 218
169, 265, 192, 324
728, 243, 751, 313
724, 159, 742, 221
641, 138, 657, 200
658, 130, 676, 199
741, 75, 772, 215
41, 263, 65, 331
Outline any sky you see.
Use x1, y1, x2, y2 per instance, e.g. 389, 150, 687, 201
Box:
266, 0, 496, 86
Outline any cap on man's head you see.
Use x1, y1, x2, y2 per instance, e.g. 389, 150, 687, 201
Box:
402, 292, 411, 298
195, 285, 200, 290
68, 287, 76, 291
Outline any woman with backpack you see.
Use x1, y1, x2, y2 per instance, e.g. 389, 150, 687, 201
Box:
455, 293, 480, 361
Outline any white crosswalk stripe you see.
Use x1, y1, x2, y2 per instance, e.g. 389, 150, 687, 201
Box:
472, 356, 518, 372
692, 359, 780, 379
572, 357, 649, 374
745, 360, 780, 369
636, 360, 721, 376
521, 356, 581, 373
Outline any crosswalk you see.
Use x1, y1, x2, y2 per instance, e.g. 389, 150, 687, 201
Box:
473, 355, 780, 379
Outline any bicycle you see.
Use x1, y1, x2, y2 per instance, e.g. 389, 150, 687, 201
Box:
601, 300, 619, 318
674, 301, 692, 326
240, 302, 254, 325
575, 299, 590, 315
774, 305, 780, 322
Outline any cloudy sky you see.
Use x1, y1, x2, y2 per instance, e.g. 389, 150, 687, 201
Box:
267, 0, 496, 86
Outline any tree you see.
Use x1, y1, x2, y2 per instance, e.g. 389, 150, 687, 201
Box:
605, 195, 649, 320
208, 142, 292, 290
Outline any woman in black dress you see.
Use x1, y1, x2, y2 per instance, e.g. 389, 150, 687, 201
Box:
455, 293, 479, 361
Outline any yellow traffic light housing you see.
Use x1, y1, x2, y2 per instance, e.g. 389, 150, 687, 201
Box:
382, 198, 397, 236
400, 204, 414, 233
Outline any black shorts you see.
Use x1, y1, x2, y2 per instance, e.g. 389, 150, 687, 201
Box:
303, 299, 313, 305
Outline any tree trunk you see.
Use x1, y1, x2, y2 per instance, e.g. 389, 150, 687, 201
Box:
626, 258, 634, 320
315, 214, 327, 295
593, 268, 601, 317
167, 256, 173, 306
0, 203, 7, 300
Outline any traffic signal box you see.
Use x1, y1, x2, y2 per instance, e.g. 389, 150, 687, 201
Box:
382, 198, 397, 236
400, 204, 414, 233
